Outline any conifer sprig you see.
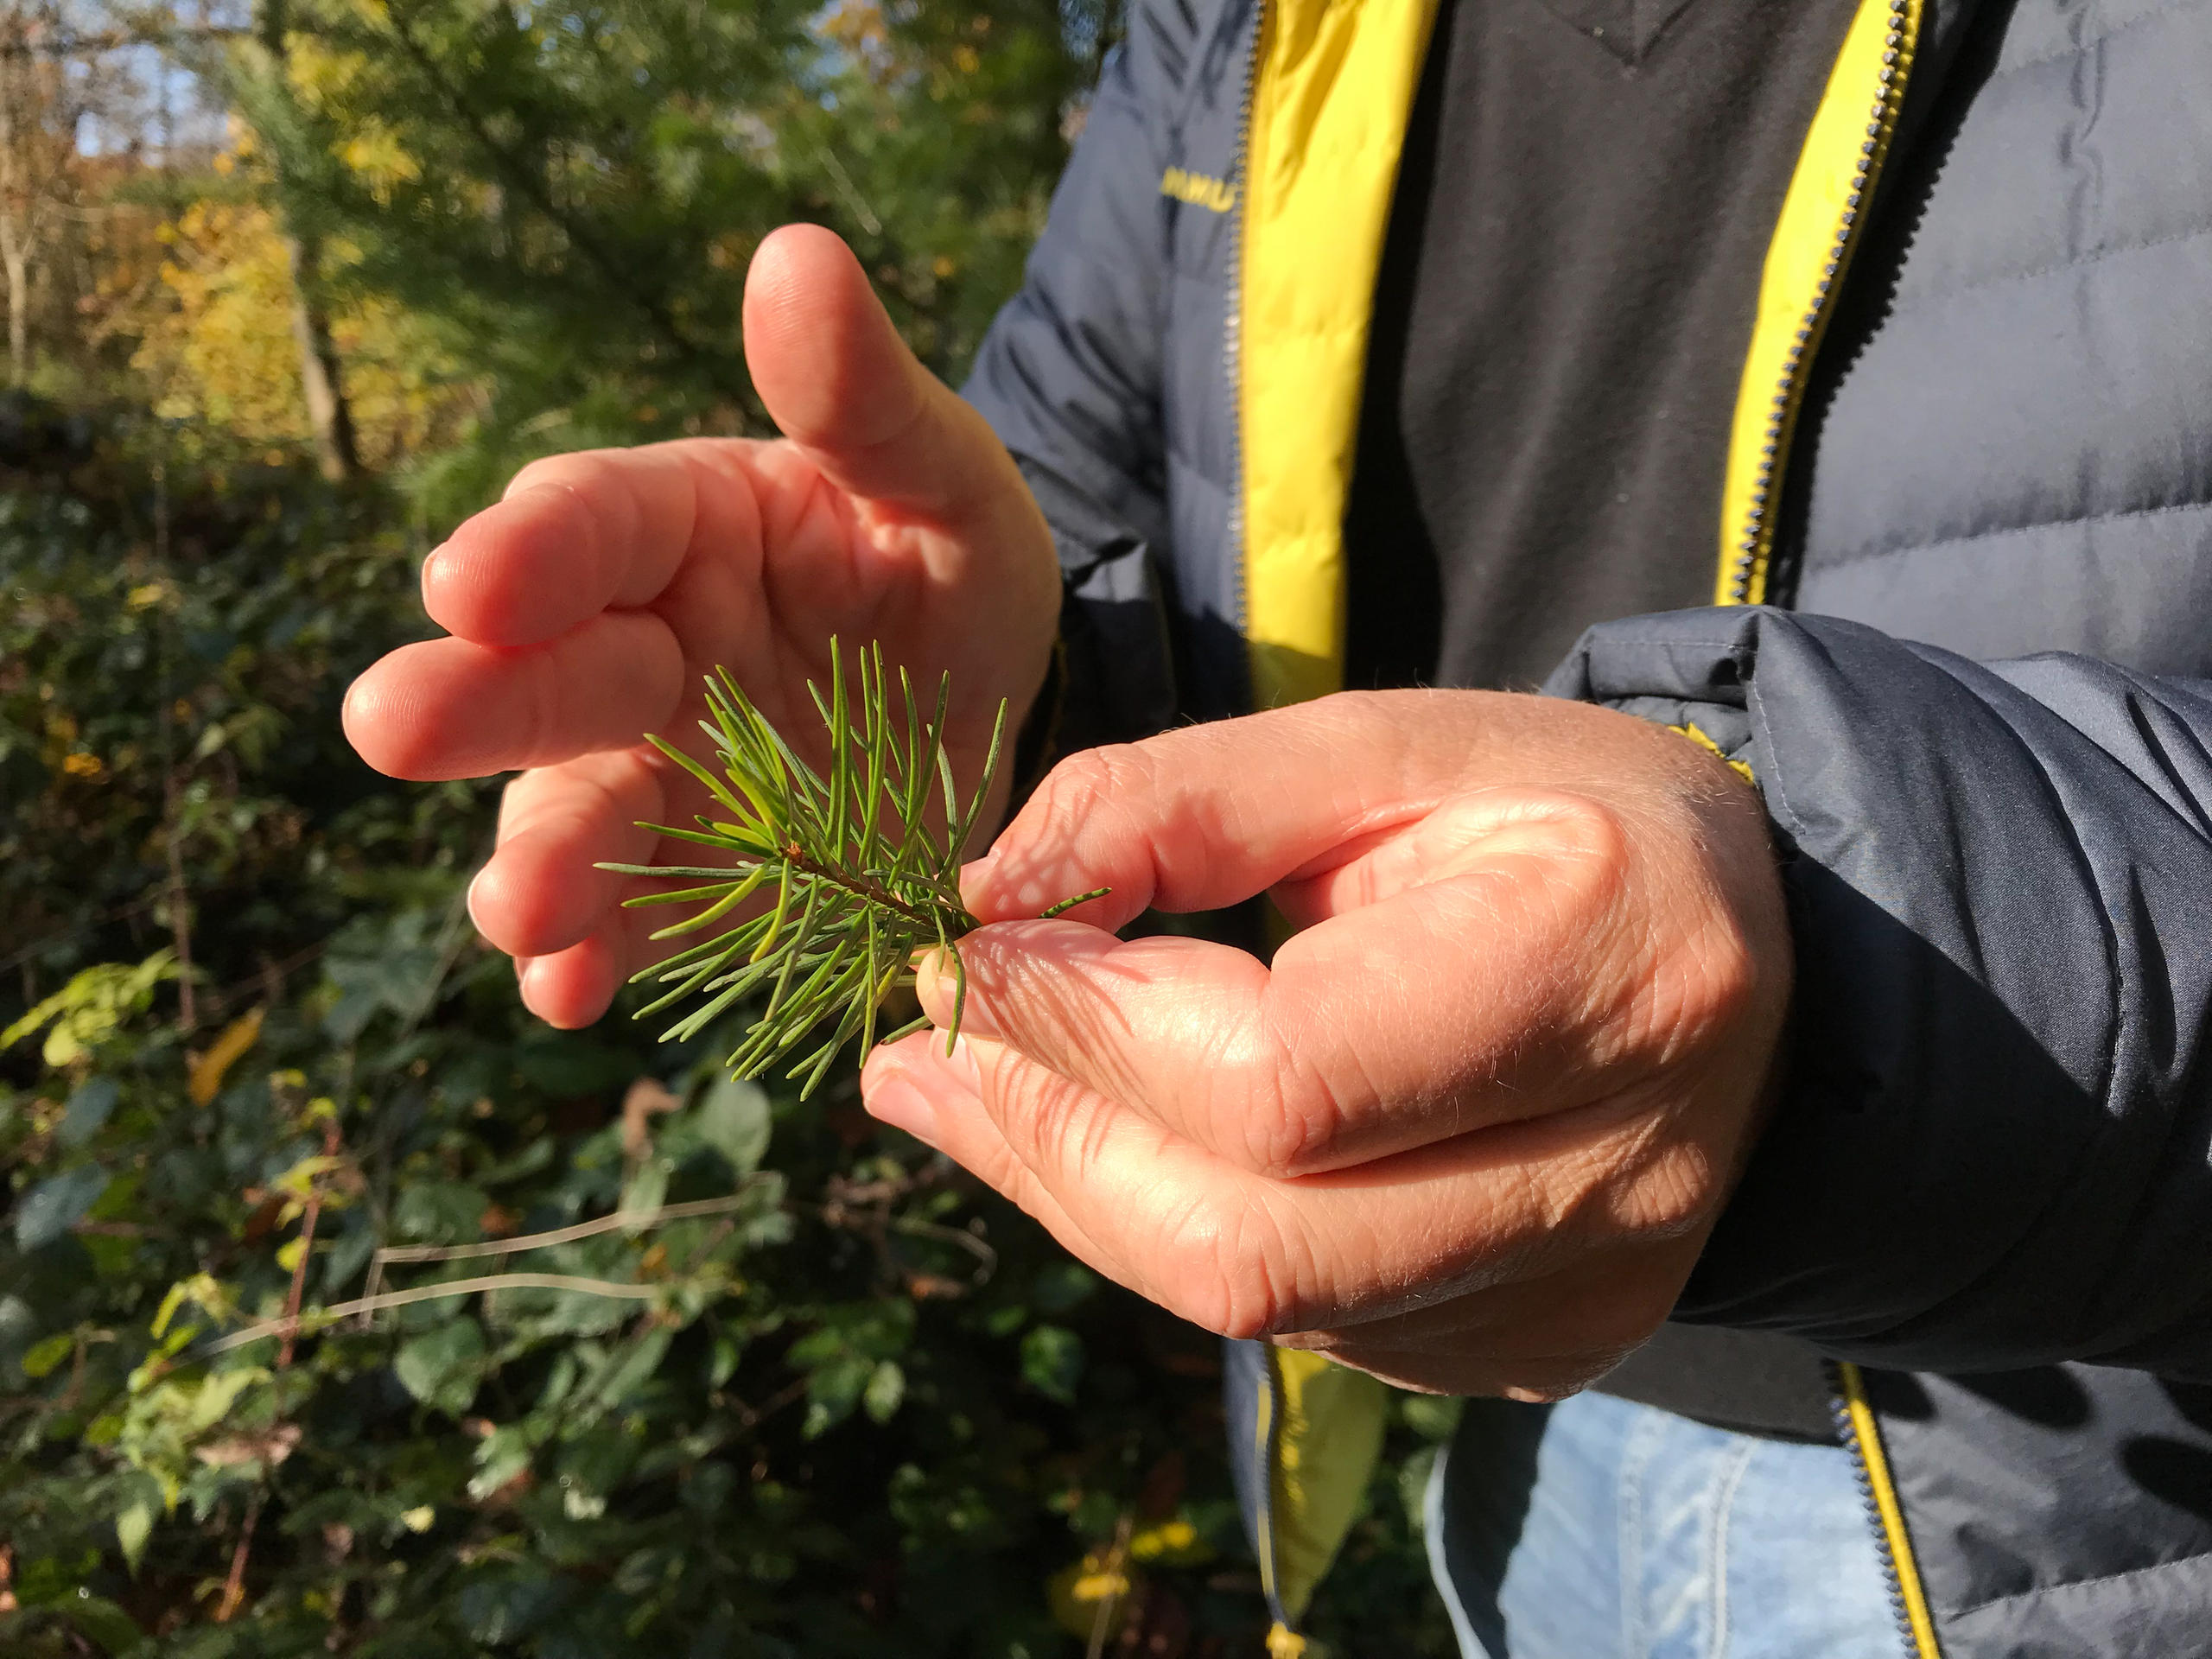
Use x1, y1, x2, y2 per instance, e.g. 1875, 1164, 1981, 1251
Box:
598, 640, 1108, 1097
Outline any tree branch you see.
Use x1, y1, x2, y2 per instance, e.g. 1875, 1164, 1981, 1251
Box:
371, 0, 745, 399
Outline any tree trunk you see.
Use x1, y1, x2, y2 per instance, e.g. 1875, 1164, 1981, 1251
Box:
258, 0, 359, 481
284, 229, 359, 481
0, 6, 31, 388
1, 235, 26, 385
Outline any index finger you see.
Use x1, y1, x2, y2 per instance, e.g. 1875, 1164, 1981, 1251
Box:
962, 688, 1676, 929
422, 439, 766, 648
918, 797, 1639, 1179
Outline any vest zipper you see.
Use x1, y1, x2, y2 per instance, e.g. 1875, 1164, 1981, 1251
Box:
1226, 0, 1261, 669
1724, 0, 1920, 604
1829, 1360, 1942, 1658
1225, 22, 1301, 1653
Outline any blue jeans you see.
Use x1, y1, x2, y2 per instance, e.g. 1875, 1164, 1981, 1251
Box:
1426, 1389, 1906, 1659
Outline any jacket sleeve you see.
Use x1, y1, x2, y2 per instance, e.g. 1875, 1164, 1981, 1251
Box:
963, 2, 1201, 758
1546, 606, 2212, 1378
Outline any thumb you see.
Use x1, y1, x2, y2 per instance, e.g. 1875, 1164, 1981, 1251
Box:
743, 224, 1026, 533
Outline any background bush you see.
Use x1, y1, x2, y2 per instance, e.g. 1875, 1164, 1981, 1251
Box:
0, 5, 1459, 1653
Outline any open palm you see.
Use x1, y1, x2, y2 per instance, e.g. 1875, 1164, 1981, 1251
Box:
343, 227, 1059, 1027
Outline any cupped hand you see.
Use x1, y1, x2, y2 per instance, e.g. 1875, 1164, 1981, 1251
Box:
342, 226, 1060, 1027
859, 691, 1792, 1399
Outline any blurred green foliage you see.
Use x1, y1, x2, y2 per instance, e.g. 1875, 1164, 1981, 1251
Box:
0, 3, 1459, 1652
217, 0, 1113, 515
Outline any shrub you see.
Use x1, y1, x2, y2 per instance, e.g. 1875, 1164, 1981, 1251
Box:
0, 401, 1453, 1656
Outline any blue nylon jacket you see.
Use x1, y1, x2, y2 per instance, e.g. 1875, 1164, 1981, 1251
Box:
963, 0, 2212, 1650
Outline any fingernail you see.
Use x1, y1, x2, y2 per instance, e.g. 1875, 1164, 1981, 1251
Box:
865, 1075, 942, 1151
959, 850, 1001, 906
915, 950, 1001, 1038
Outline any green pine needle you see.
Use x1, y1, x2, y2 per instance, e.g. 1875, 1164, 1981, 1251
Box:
597, 640, 1109, 1097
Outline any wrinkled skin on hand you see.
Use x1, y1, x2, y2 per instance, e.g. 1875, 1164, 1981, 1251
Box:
342, 226, 1060, 1029
861, 691, 1793, 1400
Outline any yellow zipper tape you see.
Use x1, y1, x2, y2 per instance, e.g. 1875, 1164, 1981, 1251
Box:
1239, 0, 1440, 708
1839, 1361, 1943, 1658
1715, 0, 1923, 604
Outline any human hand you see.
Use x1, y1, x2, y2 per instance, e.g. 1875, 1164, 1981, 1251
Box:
859, 691, 1792, 1399
343, 226, 1060, 1028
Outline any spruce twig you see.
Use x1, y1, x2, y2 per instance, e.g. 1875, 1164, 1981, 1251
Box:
599, 640, 1108, 1097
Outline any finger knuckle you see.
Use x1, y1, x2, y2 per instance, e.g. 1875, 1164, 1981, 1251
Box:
1033, 742, 1147, 828
1179, 1013, 1319, 1180
1614, 1140, 1725, 1240
1686, 920, 1764, 1033
1531, 793, 1637, 929
1153, 1196, 1306, 1342
1242, 1062, 1334, 1179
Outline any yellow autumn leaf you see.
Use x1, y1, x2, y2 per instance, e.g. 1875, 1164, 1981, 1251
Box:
339, 123, 423, 200
1129, 1516, 1211, 1566
188, 1007, 265, 1106
1046, 1550, 1137, 1640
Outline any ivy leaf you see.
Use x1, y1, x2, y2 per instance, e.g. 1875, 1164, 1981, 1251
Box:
588, 1328, 671, 1414
457, 1565, 569, 1644
468, 1424, 534, 1503
395, 1319, 486, 1417
863, 1358, 906, 1423
16, 1165, 110, 1251
694, 1074, 772, 1177
321, 912, 442, 1043
58, 1077, 119, 1148
116, 1496, 156, 1576
391, 1179, 488, 1245
54, 1592, 147, 1656
802, 1356, 873, 1439
1020, 1325, 1084, 1405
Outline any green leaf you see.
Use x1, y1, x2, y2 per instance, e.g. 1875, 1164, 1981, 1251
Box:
56, 1592, 147, 1656
1020, 1325, 1084, 1405
558, 1421, 642, 1500
321, 915, 442, 1042
186, 1368, 264, 1433
863, 1359, 905, 1423
16, 1165, 110, 1251
391, 1179, 487, 1244
1029, 1261, 1099, 1316
2, 953, 175, 1066
394, 1319, 486, 1417
116, 1497, 156, 1576
802, 1355, 873, 1439
588, 1327, 671, 1412
618, 1158, 670, 1230
694, 1074, 771, 1176
457, 1566, 568, 1644
21, 1332, 74, 1379
468, 1424, 534, 1503
58, 1077, 120, 1148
